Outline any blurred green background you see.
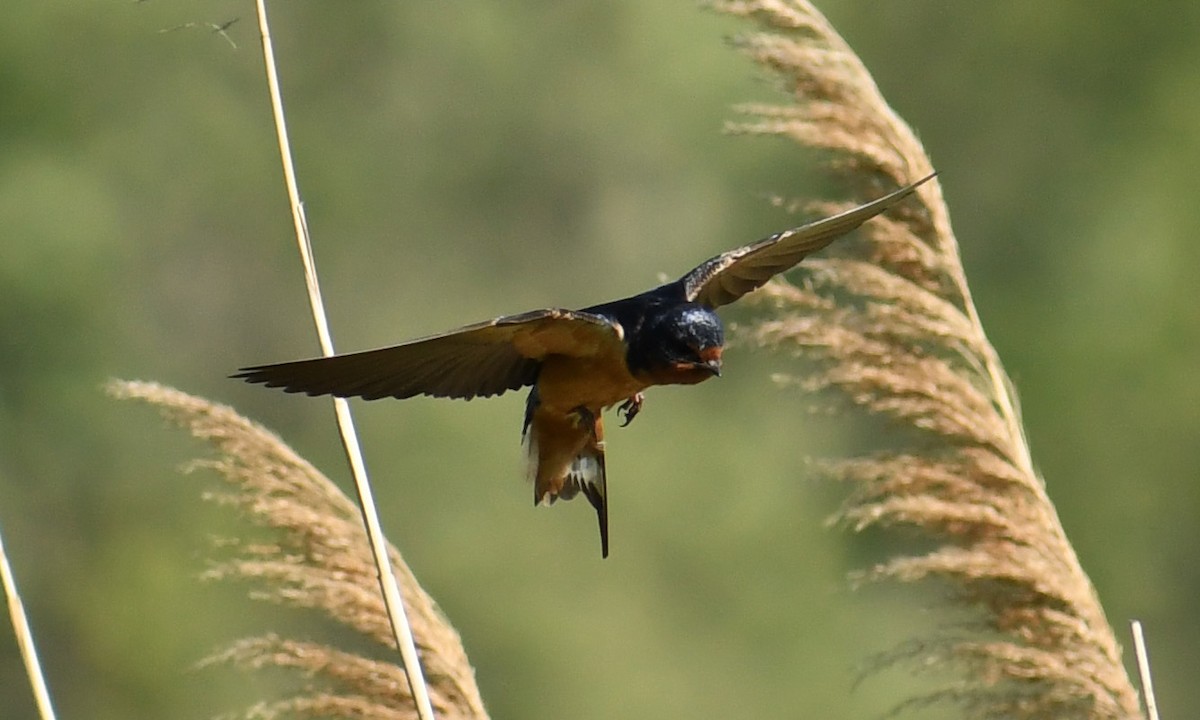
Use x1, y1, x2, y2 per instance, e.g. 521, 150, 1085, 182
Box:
2, 2, 1197, 718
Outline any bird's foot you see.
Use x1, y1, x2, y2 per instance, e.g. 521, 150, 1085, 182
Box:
618, 393, 644, 427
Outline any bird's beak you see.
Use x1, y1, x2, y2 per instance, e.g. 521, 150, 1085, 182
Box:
698, 346, 723, 377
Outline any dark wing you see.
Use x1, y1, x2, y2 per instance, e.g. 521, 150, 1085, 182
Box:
681, 173, 935, 308
233, 308, 625, 401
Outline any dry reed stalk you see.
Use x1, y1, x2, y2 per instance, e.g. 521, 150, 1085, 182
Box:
715, 1, 1144, 718
251, 2, 436, 717
109, 380, 488, 720
0, 523, 59, 720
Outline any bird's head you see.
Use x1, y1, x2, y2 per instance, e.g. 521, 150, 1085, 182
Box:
630, 303, 724, 386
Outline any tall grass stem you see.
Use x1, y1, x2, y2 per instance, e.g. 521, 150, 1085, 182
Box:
252, 3, 436, 718
0, 524, 58, 720
1131, 621, 1160, 720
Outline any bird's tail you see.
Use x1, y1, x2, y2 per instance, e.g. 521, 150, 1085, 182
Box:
560, 443, 608, 559
523, 393, 610, 557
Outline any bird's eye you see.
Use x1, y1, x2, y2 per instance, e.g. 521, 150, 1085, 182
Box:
673, 339, 699, 360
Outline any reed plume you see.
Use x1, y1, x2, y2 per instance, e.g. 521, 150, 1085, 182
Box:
108, 380, 488, 720
715, 1, 1144, 718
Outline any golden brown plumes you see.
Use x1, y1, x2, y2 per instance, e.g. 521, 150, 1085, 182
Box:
715, 1, 1143, 718
108, 381, 488, 720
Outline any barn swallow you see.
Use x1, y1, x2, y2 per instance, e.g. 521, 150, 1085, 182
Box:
234, 174, 933, 557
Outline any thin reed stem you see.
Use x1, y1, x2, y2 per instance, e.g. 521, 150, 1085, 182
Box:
1131, 621, 1160, 720
253, 3, 435, 718
0, 523, 58, 720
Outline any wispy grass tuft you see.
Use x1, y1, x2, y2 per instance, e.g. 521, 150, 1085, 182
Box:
109, 380, 488, 720
715, 1, 1144, 718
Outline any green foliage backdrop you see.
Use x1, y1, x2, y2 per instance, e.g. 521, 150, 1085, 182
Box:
1, 2, 1196, 718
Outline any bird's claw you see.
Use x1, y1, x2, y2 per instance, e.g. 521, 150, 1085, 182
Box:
618, 393, 644, 427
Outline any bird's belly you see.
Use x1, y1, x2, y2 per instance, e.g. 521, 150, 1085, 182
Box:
535, 355, 645, 414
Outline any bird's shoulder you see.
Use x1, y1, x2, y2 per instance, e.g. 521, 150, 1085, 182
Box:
580, 283, 687, 338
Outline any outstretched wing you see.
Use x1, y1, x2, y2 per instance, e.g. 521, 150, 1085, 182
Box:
681, 174, 935, 309
233, 308, 625, 401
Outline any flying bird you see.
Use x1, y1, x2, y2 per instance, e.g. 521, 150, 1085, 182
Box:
235, 174, 933, 557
